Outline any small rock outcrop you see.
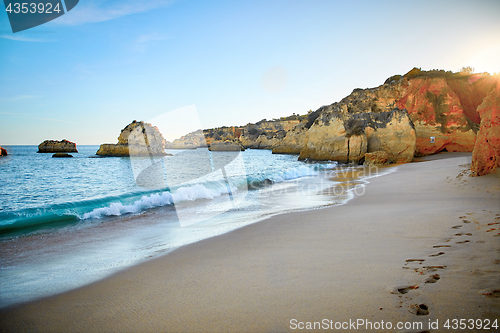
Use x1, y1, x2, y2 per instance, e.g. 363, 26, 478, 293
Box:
0, 146, 7, 156
37, 140, 77, 153
52, 153, 73, 158
96, 121, 168, 157
471, 78, 500, 176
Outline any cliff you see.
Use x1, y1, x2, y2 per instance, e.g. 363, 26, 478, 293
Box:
168, 118, 308, 153
166, 68, 499, 169
208, 141, 245, 151
165, 130, 208, 149
239, 119, 301, 150
165, 127, 245, 150
298, 108, 416, 164
471, 79, 500, 176
0, 146, 7, 156
37, 140, 77, 153
96, 121, 168, 157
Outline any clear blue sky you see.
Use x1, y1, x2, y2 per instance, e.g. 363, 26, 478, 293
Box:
1, 0, 499, 144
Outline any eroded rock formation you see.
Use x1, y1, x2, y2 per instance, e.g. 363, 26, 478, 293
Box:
165, 68, 499, 168
208, 141, 245, 151
96, 121, 168, 157
165, 130, 208, 149
298, 108, 416, 164
0, 146, 7, 156
37, 140, 77, 153
471, 80, 500, 176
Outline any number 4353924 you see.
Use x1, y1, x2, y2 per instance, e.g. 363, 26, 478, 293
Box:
5, 3, 62, 14
444, 318, 498, 330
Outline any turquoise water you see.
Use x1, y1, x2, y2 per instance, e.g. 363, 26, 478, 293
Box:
0, 145, 366, 307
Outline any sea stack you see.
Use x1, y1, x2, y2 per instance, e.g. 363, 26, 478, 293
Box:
37, 140, 78, 153
96, 120, 169, 157
0, 146, 7, 156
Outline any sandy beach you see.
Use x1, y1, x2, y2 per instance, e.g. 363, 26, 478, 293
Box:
1, 153, 499, 332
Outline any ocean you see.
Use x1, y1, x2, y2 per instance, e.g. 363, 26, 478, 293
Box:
0, 145, 376, 307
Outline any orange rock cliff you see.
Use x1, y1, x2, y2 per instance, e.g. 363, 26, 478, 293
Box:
141, 68, 500, 175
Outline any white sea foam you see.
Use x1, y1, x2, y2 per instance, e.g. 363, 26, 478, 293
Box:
81, 164, 324, 220
81, 183, 232, 220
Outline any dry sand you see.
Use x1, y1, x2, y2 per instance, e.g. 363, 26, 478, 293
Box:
1, 153, 499, 332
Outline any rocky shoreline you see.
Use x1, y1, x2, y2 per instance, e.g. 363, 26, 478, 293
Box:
166, 68, 500, 176
31, 68, 498, 176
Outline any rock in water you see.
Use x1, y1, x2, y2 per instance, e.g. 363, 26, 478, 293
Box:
96, 121, 168, 157
471, 77, 500, 176
52, 153, 73, 158
38, 139, 78, 153
0, 146, 7, 156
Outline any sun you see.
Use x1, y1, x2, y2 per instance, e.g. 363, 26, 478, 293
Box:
467, 44, 500, 75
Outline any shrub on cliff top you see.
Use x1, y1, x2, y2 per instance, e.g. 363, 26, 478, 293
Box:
460, 66, 474, 74
402, 67, 476, 80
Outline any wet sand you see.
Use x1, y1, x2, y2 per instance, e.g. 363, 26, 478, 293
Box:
1, 153, 499, 332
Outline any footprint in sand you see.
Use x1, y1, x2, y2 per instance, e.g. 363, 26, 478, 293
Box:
456, 240, 470, 244
425, 274, 440, 284
408, 303, 429, 316
405, 259, 425, 266
392, 285, 419, 294
452, 225, 463, 229
423, 265, 446, 270
482, 290, 500, 297
433, 245, 451, 248
463, 219, 471, 223
429, 252, 445, 257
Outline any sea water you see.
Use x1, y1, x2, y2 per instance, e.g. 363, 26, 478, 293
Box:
0, 145, 372, 307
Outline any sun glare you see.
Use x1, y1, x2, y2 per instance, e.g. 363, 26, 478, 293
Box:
467, 44, 500, 75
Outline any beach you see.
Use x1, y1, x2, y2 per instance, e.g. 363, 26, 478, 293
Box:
1, 153, 499, 332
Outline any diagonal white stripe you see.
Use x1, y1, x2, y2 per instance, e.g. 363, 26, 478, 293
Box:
60, 0, 68, 13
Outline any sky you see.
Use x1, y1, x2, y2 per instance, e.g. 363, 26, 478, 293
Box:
0, 0, 499, 145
